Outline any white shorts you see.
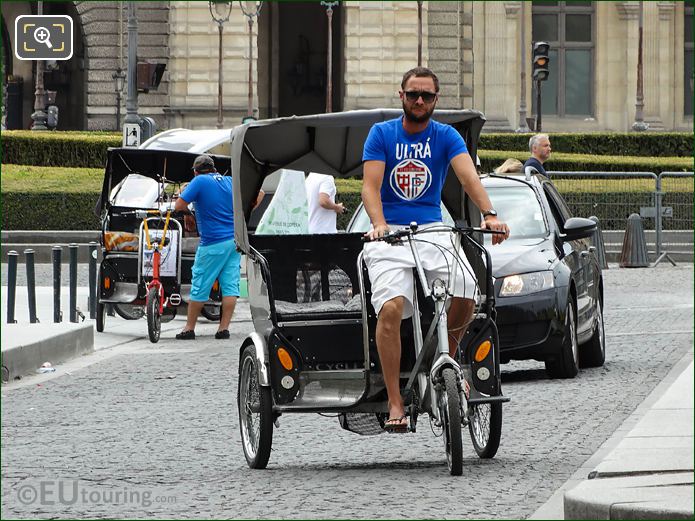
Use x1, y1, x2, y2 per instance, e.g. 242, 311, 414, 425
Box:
363, 223, 478, 319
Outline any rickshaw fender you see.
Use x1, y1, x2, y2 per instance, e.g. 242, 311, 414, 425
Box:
429, 354, 461, 382
240, 332, 270, 386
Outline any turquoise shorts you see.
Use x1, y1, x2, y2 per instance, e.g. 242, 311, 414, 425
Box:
190, 239, 241, 302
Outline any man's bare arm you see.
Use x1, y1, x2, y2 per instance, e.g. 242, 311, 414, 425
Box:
174, 196, 191, 213
361, 160, 389, 239
450, 152, 510, 244
319, 192, 345, 214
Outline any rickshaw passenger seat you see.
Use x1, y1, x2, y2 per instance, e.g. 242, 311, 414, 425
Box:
249, 233, 364, 321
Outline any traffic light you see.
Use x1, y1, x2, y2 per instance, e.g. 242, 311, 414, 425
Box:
532, 42, 550, 82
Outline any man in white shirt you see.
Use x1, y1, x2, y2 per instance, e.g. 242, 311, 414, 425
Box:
305, 172, 345, 233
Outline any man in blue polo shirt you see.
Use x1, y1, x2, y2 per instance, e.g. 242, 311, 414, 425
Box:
174, 154, 239, 340
362, 67, 509, 432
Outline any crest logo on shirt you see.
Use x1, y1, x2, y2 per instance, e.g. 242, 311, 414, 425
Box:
389, 159, 432, 201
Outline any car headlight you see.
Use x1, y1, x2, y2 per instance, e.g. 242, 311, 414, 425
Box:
499, 271, 554, 297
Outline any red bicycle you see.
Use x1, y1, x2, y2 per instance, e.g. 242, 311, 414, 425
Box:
136, 208, 183, 343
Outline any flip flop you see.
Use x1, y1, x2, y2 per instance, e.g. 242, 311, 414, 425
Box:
383, 415, 408, 433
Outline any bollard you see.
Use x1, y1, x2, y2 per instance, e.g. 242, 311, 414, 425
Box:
69, 243, 78, 323
6, 251, 18, 324
52, 246, 63, 323
619, 213, 649, 268
88, 241, 98, 319
25, 249, 38, 323
589, 216, 608, 270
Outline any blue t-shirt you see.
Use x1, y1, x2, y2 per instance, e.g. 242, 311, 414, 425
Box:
180, 173, 234, 246
362, 117, 468, 225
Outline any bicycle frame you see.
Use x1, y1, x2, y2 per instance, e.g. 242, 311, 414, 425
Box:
391, 225, 469, 424
136, 211, 183, 313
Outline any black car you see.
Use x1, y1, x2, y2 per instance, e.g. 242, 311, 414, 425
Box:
348, 171, 605, 378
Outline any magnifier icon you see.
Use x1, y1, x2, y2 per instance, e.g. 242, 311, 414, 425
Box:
34, 26, 53, 49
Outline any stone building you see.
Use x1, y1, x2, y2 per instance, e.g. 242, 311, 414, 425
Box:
2, 1, 692, 132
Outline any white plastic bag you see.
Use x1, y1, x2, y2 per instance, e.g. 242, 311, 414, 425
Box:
255, 169, 309, 235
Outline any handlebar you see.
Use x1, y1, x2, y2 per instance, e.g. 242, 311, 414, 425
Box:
119, 208, 186, 219
362, 221, 507, 243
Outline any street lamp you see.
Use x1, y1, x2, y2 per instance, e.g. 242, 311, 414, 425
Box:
112, 67, 126, 131
238, 1, 263, 119
632, 0, 649, 131
417, 0, 423, 67
321, 1, 339, 113
30, 0, 48, 131
209, 1, 233, 129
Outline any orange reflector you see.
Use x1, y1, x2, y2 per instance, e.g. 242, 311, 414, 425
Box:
277, 347, 293, 371
104, 277, 111, 289
474, 340, 492, 362
213, 280, 219, 291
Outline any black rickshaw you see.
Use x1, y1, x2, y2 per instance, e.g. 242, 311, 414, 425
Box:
233, 109, 508, 475
95, 148, 229, 340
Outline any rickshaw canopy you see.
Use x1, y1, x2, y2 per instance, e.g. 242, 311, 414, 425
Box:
97, 147, 232, 215
231, 109, 486, 253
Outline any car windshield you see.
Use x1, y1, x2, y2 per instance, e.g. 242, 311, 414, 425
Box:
485, 185, 548, 241
110, 174, 163, 208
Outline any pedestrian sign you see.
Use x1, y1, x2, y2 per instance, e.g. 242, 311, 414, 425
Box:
123, 123, 141, 148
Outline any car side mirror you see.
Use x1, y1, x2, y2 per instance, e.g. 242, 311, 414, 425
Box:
524, 166, 539, 180
561, 217, 597, 241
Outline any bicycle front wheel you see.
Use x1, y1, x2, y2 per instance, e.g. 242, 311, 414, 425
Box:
440, 367, 463, 476
146, 287, 161, 343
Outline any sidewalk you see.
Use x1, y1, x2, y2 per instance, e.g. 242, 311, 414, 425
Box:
1, 285, 251, 382
562, 353, 694, 519
1, 286, 94, 381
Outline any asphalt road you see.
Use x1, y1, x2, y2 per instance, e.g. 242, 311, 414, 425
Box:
1, 265, 693, 519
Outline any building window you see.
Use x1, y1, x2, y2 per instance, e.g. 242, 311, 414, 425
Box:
685, 0, 693, 116
531, 1, 594, 117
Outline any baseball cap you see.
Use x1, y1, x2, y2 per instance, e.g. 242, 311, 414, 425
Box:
192, 154, 216, 172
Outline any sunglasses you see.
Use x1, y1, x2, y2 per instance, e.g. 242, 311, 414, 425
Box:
404, 90, 437, 103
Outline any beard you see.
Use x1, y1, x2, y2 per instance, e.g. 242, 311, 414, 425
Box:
402, 101, 435, 123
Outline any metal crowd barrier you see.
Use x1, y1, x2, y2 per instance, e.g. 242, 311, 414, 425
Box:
546, 171, 694, 265
655, 172, 694, 266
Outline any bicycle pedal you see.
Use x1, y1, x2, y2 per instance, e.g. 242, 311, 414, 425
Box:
169, 293, 182, 306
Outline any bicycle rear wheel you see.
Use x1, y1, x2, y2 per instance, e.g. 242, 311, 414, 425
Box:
468, 401, 502, 459
238, 345, 273, 469
439, 367, 463, 476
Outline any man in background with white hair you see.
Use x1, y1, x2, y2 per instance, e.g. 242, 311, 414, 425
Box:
524, 134, 551, 176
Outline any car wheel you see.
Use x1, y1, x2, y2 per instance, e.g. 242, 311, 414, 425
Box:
545, 299, 579, 379
580, 298, 605, 368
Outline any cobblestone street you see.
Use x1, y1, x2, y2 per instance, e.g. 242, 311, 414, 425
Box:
2, 265, 692, 519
